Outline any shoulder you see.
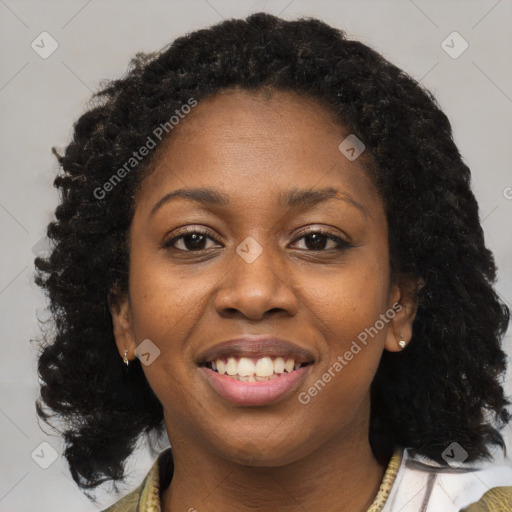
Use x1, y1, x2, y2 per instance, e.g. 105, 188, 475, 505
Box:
461, 486, 512, 511
100, 448, 173, 512
99, 478, 146, 512
382, 448, 512, 512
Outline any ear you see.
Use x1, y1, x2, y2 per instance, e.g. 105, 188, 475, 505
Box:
108, 289, 137, 362
384, 278, 419, 352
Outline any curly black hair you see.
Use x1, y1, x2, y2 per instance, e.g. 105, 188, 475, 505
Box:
34, 12, 510, 498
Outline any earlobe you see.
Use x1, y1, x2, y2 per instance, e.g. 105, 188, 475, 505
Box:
384, 282, 418, 352
108, 292, 137, 362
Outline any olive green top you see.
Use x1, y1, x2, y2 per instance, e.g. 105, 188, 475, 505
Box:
100, 447, 511, 512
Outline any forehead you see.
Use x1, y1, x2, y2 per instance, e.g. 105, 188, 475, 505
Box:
136, 89, 379, 213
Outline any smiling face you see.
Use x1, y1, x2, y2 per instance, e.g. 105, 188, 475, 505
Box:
111, 89, 416, 467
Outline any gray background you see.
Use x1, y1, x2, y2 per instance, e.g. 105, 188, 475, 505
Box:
0, 1, 511, 510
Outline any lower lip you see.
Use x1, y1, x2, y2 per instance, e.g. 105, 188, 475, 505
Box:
200, 366, 312, 406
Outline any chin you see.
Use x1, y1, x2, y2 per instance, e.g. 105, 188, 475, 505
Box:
213, 433, 313, 468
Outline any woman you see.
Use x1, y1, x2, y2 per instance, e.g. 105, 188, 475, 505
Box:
34, 13, 512, 512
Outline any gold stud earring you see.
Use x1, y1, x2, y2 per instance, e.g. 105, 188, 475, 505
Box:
123, 349, 129, 366
398, 335, 407, 349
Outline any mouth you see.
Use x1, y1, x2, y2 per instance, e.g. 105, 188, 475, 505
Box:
196, 336, 315, 406
199, 356, 313, 382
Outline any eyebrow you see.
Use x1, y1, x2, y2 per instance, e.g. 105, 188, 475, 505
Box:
149, 186, 367, 218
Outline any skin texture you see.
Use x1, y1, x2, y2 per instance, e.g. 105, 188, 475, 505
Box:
111, 89, 417, 511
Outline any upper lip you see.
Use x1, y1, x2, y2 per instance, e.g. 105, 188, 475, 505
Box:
196, 335, 315, 365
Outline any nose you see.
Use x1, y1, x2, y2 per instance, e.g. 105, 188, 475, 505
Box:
214, 243, 299, 321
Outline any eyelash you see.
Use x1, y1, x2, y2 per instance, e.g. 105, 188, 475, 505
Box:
162, 227, 352, 252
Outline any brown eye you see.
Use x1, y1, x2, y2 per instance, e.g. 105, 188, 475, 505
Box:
291, 230, 351, 251
163, 230, 220, 252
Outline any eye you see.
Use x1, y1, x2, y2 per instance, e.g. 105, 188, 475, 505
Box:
162, 229, 221, 252
290, 229, 351, 251
163, 227, 352, 253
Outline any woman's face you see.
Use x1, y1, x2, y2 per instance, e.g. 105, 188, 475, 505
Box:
112, 89, 415, 466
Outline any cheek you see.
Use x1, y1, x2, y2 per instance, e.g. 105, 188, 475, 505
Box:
298, 252, 390, 402
128, 247, 211, 339
125, 249, 215, 406
126, 256, 204, 420
289, 261, 390, 452
306, 257, 390, 347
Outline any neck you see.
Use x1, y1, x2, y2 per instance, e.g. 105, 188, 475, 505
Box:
161, 425, 388, 512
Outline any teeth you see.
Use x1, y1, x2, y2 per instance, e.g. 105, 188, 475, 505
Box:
255, 357, 274, 377
273, 357, 285, 373
226, 357, 238, 376
209, 356, 309, 379
238, 357, 255, 376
